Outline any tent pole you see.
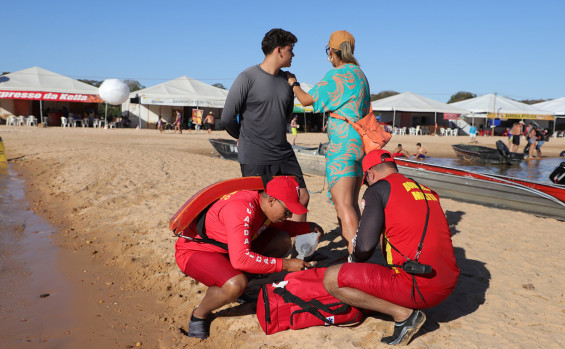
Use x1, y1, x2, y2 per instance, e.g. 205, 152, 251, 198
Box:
304, 111, 307, 133
393, 109, 396, 133
105, 103, 108, 129
136, 94, 141, 129
40, 100, 43, 125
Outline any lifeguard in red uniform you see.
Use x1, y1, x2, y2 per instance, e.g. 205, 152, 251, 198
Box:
323, 150, 459, 346
175, 176, 323, 339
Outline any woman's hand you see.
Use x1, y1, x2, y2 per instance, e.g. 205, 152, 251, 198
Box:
286, 71, 297, 86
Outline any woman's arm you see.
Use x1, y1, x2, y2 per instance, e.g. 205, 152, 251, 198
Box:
286, 72, 314, 106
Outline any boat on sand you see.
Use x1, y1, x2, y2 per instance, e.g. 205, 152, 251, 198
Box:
209, 138, 565, 220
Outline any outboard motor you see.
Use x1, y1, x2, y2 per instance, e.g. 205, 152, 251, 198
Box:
496, 140, 510, 156
560, 150, 565, 158
549, 162, 565, 185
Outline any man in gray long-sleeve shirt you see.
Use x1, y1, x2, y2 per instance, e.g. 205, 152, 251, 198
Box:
221, 28, 309, 220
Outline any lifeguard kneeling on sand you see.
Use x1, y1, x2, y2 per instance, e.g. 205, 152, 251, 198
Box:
323, 150, 459, 346
174, 176, 323, 339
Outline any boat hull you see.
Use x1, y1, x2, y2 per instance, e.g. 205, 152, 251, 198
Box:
208, 138, 565, 220
452, 144, 525, 165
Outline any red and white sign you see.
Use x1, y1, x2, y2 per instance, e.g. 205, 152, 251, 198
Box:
443, 113, 460, 120
0, 90, 103, 103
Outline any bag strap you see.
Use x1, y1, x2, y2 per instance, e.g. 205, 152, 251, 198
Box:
412, 180, 430, 262
183, 174, 275, 251
179, 203, 229, 250
382, 179, 430, 304
261, 284, 272, 324
273, 287, 352, 326
384, 178, 430, 265
308, 299, 351, 315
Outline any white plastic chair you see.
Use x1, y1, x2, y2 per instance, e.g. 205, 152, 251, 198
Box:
26, 115, 38, 127
70, 118, 78, 127
61, 117, 69, 128
408, 127, 416, 135
93, 118, 100, 128
415, 125, 423, 135
6, 115, 16, 126
98, 119, 107, 128
81, 119, 89, 127
109, 122, 116, 129
17, 115, 25, 126
440, 127, 446, 136
450, 128, 458, 136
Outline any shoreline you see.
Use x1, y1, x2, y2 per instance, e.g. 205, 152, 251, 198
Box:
2, 127, 564, 348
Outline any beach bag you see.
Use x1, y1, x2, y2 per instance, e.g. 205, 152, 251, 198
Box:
330, 107, 391, 154
256, 267, 362, 334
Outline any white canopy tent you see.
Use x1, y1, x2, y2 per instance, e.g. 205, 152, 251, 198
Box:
533, 97, 565, 134
371, 92, 470, 131
293, 83, 314, 112
450, 93, 553, 119
533, 97, 565, 116
124, 76, 229, 128
0, 66, 103, 123
450, 94, 554, 135
292, 83, 316, 131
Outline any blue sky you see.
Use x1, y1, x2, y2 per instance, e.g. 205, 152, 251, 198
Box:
3, 0, 564, 102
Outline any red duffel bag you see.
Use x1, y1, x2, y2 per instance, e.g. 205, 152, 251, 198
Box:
256, 267, 362, 334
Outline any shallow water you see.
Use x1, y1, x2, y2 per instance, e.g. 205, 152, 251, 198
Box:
0, 165, 74, 346
425, 157, 564, 183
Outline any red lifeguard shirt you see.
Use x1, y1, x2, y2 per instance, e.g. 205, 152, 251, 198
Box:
175, 190, 309, 274
354, 173, 459, 292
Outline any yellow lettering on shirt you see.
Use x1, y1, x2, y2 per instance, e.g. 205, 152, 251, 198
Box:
220, 191, 238, 200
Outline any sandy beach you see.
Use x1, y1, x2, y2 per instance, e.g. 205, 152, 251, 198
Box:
1, 126, 564, 348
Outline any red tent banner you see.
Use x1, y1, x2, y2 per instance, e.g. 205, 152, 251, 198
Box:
0, 90, 103, 103
443, 113, 460, 120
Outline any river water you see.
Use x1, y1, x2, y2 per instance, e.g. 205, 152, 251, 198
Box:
0, 164, 74, 347
425, 157, 564, 183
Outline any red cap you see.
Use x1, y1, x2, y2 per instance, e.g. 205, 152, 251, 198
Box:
362, 149, 395, 184
265, 176, 308, 215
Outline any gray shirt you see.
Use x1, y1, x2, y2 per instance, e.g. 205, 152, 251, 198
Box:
221, 65, 294, 164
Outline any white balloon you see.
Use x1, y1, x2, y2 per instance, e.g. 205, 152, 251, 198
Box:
99, 79, 130, 105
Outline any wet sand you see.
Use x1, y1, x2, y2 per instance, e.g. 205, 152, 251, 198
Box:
1, 126, 564, 348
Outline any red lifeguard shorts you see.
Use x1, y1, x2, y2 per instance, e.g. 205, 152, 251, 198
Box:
337, 263, 452, 309
176, 227, 283, 288
180, 251, 241, 288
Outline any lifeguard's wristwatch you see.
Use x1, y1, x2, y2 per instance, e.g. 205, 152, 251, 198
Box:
291, 81, 300, 87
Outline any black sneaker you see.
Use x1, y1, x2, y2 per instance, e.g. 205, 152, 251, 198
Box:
188, 311, 213, 339
381, 310, 426, 346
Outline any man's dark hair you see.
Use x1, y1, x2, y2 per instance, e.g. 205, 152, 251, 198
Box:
261, 28, 297, 55
416, 142, 422, 146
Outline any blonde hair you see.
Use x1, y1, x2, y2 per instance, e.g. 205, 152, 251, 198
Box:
333, 41, 359, 66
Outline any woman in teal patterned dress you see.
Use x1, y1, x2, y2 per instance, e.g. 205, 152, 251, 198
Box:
288, 30, 370, 253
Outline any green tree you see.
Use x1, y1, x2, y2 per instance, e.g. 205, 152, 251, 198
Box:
79, 79, 103, 87
448, 91, 476, 103
124, 80, 145, 92
370, 90, 399, 101
212, 83, 226, 90
520, 99, 548, 105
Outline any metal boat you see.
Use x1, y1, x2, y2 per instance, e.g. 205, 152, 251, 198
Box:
208, 138, 565, 220
452, 141, 525, 165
